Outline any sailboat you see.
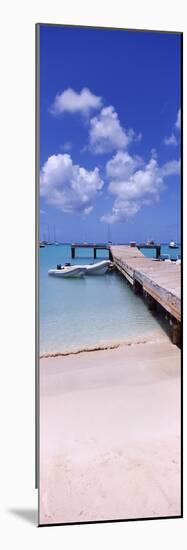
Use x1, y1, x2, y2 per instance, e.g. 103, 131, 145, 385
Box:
46, 225, 53, 245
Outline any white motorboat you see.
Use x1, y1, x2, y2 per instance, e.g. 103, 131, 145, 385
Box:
48, 260, 112, 277
64, 260, 112, 275
75, 260, 111, 275
169, 240, 178, 249
48, 264, 86, 278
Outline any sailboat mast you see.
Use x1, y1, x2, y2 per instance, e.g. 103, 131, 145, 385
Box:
48, 224, 50, 243
54, 225, 56, 242
107, 224, 111, 243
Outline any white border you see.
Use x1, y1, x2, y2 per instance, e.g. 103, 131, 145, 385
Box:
0, 1, 186, 547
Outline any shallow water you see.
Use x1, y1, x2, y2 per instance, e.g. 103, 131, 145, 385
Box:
40, 244, 180, 354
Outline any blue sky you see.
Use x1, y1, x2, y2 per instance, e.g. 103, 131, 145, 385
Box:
39, 25, 181, 243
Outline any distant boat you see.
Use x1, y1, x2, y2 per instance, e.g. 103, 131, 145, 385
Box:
40, 243, 45, 248
130, 241, 137, 247
169, 240, 178, 249
48, 264, 86, 278
146, 239, 155, 245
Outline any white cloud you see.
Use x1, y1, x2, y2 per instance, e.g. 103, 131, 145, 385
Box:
127, 129, 142, 143
110, 156, 164, 201
106, 151, 143, 180
164, 132, 177, 146
101, 200, 141, 223
60, 141, 73, 152
164, 108, 181, 146
160, 159, 180, 177
101, 153, 180, 224
83, 206, 93, 215
50, 88, 102, 116
175, 108, 181, 130
40, 153, 103, 215
89, 106, 136, 154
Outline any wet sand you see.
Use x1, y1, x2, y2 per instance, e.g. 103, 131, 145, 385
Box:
39, 335, 181, 525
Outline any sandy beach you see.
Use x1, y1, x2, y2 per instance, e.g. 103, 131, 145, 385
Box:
39, 334, 181, 525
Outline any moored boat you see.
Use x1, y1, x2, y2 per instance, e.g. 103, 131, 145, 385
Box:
75, 260, 111, 275
48, 264, 86, 278
48, 260, 112, 277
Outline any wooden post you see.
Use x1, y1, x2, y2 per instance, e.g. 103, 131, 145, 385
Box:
171, 320, 181, 347
71, 246, 75, 259
146, 294, 157, 311
109, 248, 113, 261
94, 247, 97, 259
134, 279, 142, 295
156, 245, 161, 259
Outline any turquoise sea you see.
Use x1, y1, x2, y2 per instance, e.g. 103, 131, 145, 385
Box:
40, 244, 181, 355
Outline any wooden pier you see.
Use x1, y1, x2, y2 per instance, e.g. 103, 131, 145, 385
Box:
110, 245, 181, 345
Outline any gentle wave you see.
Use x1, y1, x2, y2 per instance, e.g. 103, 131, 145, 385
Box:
40, 330, 168, 359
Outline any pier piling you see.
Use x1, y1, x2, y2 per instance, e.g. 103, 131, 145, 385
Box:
171, 319, 181, 347
133, 280, 142, 295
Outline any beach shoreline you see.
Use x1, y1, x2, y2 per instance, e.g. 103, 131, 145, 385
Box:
39, 335, 181, 525
40, 328, 171, 358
